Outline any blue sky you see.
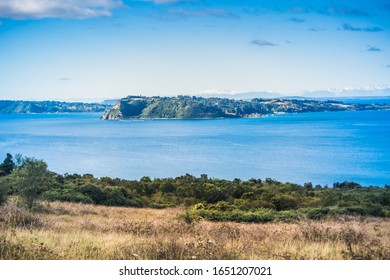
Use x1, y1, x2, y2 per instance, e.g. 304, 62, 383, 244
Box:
0, 0, 389, 100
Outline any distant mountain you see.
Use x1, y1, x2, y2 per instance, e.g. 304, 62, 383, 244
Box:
102, 99, 119, 105
101, 95, 390, 120
0, 100, 110, 114
301, 87, 390, 98
197, 91, 283, 100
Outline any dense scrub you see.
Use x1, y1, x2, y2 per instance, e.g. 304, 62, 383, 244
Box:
1, 154, 389, 222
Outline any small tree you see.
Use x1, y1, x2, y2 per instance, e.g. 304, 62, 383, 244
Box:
13, 157, 52, 210
0, 153, 16, 176
0, 177, 10, 205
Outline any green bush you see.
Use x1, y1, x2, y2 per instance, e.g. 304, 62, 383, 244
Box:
277, 210, 301, 221
363, 203, 385, 217
189, 208, 278, 223
42, 189, 93, 204
0, 177, 10, 206
342, 206, 366, 216
77, 185, 105, 204
306, 207, 330, 219
149, 202, 175, 209
101, 187, 142, 207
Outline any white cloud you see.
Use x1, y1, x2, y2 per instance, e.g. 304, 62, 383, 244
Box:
198, 89, 240, 95
152, 0, 181, 3
168, 8, 233, 18
251, 39, 277, 47
0, 0, 123, 19
146, 0, 190, 4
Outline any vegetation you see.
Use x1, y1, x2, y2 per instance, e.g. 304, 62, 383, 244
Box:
0, 153, 15, 176
1, 154, 389, 222
101, 95, 390, 120
10, 158, 53, 210
0, 201, 389, 260
0, 153, 389, 259
0, 100, 110, 114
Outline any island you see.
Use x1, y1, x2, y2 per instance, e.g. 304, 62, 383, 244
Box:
101, 95, 390, 120
0, 100, 110, 114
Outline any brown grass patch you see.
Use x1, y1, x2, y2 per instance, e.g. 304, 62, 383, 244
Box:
0, 201, 389, 260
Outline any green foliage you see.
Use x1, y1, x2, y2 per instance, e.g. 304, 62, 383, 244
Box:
0, 177, 11, 205
181, 210, 199, 224
187, 203, 302, 223
2, 153, 390, 222
77, 185, 105, 204
42, 188, 93, 204
363, 203, 385, 217
0, 153, 15, 176
0, 100, 110, 114
306, 208, 330, 219
271, 194, 299, 210
11, 157, 53, 210
189, 207, 277, 223
149, 203, 176, 209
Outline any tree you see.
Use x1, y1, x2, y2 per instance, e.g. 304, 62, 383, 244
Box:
271, 194, 299, 211
12, 157, 52, 210
0, 176, 11, 205
0, 153, 15, 176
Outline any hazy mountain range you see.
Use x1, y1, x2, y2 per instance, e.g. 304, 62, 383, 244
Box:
196, 87, 390, 100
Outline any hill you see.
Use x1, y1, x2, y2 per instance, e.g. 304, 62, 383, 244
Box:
101, 95, 390, 120
0, 100, 110, 114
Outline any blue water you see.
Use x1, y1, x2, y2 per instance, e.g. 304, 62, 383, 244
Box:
1, 111, 389, 186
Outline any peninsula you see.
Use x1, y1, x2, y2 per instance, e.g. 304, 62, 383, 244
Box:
101, 95, 390, 120
0, 100, 110, 114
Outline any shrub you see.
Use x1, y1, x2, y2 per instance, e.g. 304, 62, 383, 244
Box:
271, 194, 299, 211
306, 207, 330, 219
149, 203, 175, 209
180, 211, 200, 224
0, 202, 44, 229
343, 206, 366, 216
42, 189, 93, 204
101, 187, 142, 207
77, 185, 105, 204
0, 177, 10, 206
278, 210, 301, 221
189, 208, 278, 223
363, 203, 385, 217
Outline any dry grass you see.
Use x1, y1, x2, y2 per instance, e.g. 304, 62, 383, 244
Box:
1, 201, 389, 260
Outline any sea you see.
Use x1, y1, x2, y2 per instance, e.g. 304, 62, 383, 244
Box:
1, 109, 389, 187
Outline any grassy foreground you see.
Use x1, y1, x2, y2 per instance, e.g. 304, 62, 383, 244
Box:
1, 201, 389, 260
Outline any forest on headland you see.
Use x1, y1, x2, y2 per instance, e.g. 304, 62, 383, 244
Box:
101, 95, 390, 120
0, 100, 110, 113
1, 153, 389, 222
2, 96, 388, 118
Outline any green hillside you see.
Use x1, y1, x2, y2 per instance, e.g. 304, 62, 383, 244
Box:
101, 95, 390, 120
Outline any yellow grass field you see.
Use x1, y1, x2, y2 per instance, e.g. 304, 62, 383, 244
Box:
1, 201, 389, 260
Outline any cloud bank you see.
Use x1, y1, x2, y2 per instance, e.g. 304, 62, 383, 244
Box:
251, 39, 277, 47
341, 23, 384, 32
288, 17, 305, 23
0, 0, 123, 19
367, 45, 382, 52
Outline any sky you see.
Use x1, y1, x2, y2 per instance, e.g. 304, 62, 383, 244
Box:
0, 0, 389, 101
